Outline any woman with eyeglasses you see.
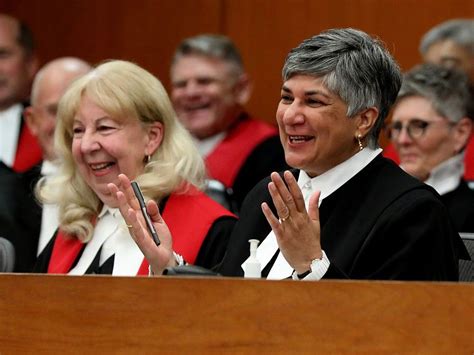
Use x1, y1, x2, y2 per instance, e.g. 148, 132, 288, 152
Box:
387, 63, 474, 233
111, 29, 467, 281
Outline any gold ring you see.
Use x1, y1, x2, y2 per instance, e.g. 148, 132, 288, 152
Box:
280, 214, 290, 222
126, 224, 133, 228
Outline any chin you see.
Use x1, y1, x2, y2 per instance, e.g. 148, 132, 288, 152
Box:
284, 153, 310, 170
401, 164, 420, 177
99, 194, 119, 208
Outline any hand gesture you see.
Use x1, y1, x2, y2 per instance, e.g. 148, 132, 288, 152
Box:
261, 171, 322, 274
108, 174, 175, 275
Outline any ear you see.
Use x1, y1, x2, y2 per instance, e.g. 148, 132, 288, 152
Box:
27, 55, 39, 81
23, 106, 39, 136
145, 122, 164, 156
355, 107, 379, 138
233, 73, 252, 106
453, 117, 472, 153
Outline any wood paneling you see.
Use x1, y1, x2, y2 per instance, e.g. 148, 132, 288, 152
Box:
0, 274, 473, 352
1, 0, 473, 137
225, 0, 474, 125
0, 0, 222, 89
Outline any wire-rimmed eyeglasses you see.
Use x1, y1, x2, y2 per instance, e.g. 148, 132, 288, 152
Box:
385, 119, 455, 141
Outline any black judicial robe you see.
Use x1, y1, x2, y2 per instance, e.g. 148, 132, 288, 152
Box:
219, 154, 466, 281
0, 162, 42, 272
440, 180, 474, 233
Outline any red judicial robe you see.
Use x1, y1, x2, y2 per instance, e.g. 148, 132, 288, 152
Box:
205, 117, 278, 188
39, 188, 236, 275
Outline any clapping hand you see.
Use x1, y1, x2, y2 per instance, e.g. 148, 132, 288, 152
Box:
261, 171, 322, 274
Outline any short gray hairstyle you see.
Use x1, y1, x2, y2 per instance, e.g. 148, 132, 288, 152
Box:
397, 63, 471, 123
171, 34, 244, 77
420, 19, 474, 55
282, 28, 402, 148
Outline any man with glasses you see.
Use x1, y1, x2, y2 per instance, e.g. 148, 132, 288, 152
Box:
388, 63, 474, 233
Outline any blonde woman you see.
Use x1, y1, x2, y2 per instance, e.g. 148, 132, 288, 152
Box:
34, 60, 236, 275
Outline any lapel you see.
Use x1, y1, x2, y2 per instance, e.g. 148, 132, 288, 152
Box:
68, 210, 119, 275
110, 223, 145, 276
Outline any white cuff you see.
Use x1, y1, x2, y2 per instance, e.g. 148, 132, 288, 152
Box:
173, 251, 185, 266
148, 251, 185, 276
291, 250, 330, 281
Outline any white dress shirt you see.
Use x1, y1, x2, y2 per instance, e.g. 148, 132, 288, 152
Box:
193, 131, 226, 158
424, 153, 464, 196
37, 160, 60, 256
0, 104, 22, 167
242, 147, 382, 280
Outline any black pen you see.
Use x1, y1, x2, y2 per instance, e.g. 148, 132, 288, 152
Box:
131, 181, 161, 246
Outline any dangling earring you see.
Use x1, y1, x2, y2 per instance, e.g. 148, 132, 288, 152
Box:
145, 155, 151, 163
357, 134, 363, 151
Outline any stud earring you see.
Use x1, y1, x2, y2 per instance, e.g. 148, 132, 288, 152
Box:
357, 134, 363, 151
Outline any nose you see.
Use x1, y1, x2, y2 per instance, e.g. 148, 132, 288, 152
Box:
183, 80, 202, 98
395, 124, 413, 145
280, 101, 305, 126
80, 130, 100, 154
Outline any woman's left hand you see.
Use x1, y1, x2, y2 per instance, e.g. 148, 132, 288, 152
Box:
108, 174, 175, 275
261, 171, 322, 274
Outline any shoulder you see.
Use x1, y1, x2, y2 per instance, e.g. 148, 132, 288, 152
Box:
229, 116, 278, 143
362, 155, 434, 199
168, 188, 236, 219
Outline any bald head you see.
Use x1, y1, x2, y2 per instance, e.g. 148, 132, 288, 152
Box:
30, 57, 91, 105
0, 14, 37, 109
25, 57, 91, 161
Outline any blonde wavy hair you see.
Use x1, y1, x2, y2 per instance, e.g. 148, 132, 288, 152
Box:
39, 60, 205, 242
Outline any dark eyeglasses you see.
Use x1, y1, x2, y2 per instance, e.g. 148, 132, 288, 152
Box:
385, 119, 454, 141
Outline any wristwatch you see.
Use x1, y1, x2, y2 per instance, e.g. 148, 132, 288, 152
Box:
292, 250, 330, 280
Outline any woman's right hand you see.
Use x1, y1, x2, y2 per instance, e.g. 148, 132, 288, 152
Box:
108, 174, 175, 275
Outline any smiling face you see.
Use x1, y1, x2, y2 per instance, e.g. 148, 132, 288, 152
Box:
170, 54, 245, 139
71, 95, 162, 207
391, 96, 463, 181
276, 75, 364, 177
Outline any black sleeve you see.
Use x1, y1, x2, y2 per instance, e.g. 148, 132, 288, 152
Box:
324, 189, 462, 281
232, 136, 289, 211
0, 163, 41, 272
194, 215, 238, 270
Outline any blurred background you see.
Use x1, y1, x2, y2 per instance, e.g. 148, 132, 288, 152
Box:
2, 0, 473, 144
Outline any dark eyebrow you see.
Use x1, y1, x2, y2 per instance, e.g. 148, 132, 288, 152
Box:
305, 90, 331, 99
282, 85, 331, 99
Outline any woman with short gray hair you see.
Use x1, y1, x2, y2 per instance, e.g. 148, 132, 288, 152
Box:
388, 63, 474, 232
